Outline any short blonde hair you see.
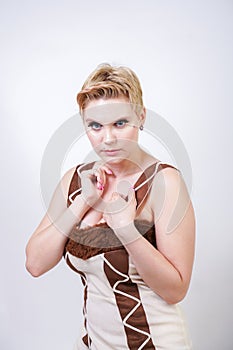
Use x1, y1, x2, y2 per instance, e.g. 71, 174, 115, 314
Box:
77, 63, 144, 115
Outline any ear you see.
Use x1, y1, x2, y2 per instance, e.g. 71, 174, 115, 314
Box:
139, 107, 146, 126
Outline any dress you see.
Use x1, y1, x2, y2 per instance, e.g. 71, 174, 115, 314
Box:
64, 161, 192, 350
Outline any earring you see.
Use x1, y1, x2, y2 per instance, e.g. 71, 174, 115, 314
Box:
139, 125, 144, 131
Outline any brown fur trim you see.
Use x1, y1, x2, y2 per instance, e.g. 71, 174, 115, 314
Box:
65, 219, 156, 260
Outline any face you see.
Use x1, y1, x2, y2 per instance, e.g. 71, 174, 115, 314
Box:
82, 97, 145, 164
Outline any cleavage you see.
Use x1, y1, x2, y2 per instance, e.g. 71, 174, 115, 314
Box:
79, 211, 105, 229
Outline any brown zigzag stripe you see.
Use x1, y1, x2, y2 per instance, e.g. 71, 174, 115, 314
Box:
66, 255, 91, 347
103, 250, 156, 349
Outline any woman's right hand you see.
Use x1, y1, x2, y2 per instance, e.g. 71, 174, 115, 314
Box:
79, 164, 113, 209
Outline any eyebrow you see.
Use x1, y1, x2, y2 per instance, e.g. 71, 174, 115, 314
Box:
85, 117, 130, 123
85, 118, 99, 123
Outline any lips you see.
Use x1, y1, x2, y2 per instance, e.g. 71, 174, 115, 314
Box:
102, 149, 121, 155
104, 149, 120, 152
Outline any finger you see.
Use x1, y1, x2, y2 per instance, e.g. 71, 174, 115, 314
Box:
126, 187, 136, 202
111, 191, 120, 200
101, 165, 113, 175
81, 169, 96, 181
111, 193, 128, 210
118, 193, 129, 201
107, 194, 125, 214
91, 162, 113, 187
96, 166, 114, 185
117, 186, 135, 202
81, 169, 104, 191
94, 168, 106, 189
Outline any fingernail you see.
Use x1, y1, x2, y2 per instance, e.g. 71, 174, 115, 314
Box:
107, 169, 113, 174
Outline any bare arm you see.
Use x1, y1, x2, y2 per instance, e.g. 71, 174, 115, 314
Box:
106, 168, 195, 304
25, 167, 90, 277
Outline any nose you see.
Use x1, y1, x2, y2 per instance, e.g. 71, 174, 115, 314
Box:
103, 126, 117, 144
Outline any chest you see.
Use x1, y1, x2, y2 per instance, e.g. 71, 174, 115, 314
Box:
75, 167, 156, 229
79, 191, 154, 229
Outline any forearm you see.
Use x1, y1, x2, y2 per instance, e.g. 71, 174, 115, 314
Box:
114, 223, 186, 304
26, 196, 89, 276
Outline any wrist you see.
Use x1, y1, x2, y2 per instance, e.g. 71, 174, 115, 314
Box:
70, 195, 90, 217
113, 221, 141, 245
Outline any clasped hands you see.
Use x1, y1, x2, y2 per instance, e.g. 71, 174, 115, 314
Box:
79, 163, 137, 231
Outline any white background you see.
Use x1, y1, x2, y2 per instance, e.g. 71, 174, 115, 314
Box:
1, 0, 233, 349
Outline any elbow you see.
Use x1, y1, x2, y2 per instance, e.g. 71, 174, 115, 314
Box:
165, 293, 185, 305
25, 247, 43, 278
163, 285, 188, 305
25, 262, 42, 278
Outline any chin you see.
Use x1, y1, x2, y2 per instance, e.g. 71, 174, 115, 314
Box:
101, 155, 126, 165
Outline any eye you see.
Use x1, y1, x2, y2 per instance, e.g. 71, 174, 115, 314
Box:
87, 121, 102, 131
114, 119, 129, 128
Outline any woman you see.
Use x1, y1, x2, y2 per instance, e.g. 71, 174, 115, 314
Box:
26, 63, 195, 349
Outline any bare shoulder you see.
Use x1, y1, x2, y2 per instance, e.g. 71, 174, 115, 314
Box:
151, 163, 184, 194
50, 165, 78, 211
59, 165, 78, 196
149, 164, 193, 228
32, 165, 78, 236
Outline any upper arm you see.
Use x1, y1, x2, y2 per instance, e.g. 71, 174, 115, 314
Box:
150, 167, 196, 285
32, 166, 77, 237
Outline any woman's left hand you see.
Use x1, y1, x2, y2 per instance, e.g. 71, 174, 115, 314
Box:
103, 188, 137, 231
